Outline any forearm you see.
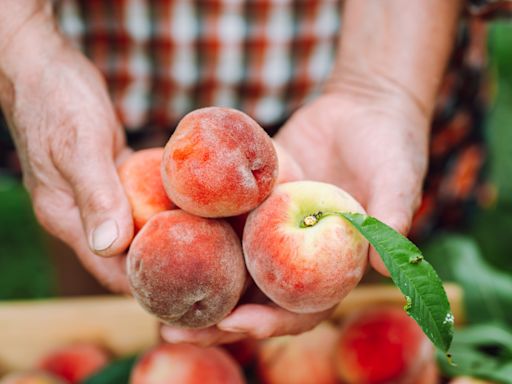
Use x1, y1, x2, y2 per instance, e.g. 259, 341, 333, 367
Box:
328, 0, 463, 120
0, 0, 62, 83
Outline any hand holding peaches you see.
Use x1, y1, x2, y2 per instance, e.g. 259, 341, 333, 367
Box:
118, 106, 378, 345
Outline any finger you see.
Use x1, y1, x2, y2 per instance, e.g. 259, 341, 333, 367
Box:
56, 142, 133, 257
32, 186, 130, 293
160, 325, 245, 347
366, 166, 423, 276
217, 304, 333, 339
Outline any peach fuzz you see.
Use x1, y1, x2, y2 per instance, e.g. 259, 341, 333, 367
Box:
0, 372, 65, 384
257, 322, 339, 384
162, 107, 278, 217
243, 181, 368, 313
127, 210, 246, 328
335, 307, 435, 384
130, 343, 245, 384
37, 343, 109, 384
228, 142, 303, 239
118, 148, 175, 232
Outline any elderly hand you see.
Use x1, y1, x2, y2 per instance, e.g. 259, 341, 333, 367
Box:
276, 91, 429, 275
0, 3, 133, 292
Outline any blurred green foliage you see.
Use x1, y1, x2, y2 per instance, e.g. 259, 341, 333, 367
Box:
427, 21, 512, 383
0, 176, 55, 299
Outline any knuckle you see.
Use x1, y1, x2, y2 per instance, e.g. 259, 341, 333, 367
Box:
80, 187, 116, 214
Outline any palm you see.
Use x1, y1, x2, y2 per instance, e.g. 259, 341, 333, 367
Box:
276, 93, 428, 228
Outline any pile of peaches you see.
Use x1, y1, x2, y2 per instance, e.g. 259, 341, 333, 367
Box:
2, 307, 459, 384
120, 107, 369, 328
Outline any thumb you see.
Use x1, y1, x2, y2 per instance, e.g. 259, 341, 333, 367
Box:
366, 170, 423, 277
59, 146, 134, 257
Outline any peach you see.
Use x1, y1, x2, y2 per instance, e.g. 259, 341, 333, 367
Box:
118, 148, 175, 231
162, 107, 278, 217
38, 343, 110, 384
227, 142, 303, 239
127, 210, 246, 328
130, 343, 246, 384
257, 322, 339, 384
223, 339, 259, 368
0, 372, 65, 384
411, 359, 439, 384
243, 181, 368, 313
335, 307, 435, 384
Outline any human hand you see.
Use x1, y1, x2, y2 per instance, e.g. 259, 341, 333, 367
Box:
161, 279, 333, 346
0, 5, 133, 292
275, 91, 429, 275
161, 87, 429, 346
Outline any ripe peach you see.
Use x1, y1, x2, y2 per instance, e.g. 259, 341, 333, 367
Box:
162, 107, 278, 217
227, 142, 303, 239
118, 148, 175, 231
130, 343, 246, 384
0, 372, 65, 384
38, 343, 110, 384
411, 359, 439, 384
127, 210, 246, 328
223, 339, 259, 368
335, 307, 434, 384
243, 181, 368, 313
257, 322, 339, 384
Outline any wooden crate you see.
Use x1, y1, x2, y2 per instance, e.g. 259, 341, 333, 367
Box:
0, 283, 463, 371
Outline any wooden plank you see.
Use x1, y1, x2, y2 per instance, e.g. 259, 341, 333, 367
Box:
0, 295, 158, 371
331, 282, 464, 325
0, 283, 463, 371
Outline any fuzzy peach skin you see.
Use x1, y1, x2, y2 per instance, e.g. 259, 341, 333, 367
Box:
118, 148, 175, 232
243, 180, 369, 313
0, 372, 65, 384
38, 343, 110, 384
335, 307, 435, 384
228, 141, 303, 239
130, 343, 246, 384
161, 107, 278, 218
127, 210, 246, 328
257, 322, 339, 384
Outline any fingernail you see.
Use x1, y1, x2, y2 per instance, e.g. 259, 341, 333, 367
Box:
91, 220, 118, 252
161, 328, 189, 343
218, 321, 247, 333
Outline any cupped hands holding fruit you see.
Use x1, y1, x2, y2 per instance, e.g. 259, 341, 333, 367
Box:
1, 1, 455, 348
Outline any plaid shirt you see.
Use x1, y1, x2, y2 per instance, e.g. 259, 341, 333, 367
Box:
1, 0, 511, 241
56, 0, 342, 132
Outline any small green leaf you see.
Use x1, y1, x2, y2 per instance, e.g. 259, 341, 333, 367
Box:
338, 212, 454, 352
83, 355, 138, 384
437, 323, 512, 384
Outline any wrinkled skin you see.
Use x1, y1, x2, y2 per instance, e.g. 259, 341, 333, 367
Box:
1, 0, 460, 345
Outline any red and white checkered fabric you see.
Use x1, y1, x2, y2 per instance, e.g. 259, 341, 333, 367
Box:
55, 0, 342, 130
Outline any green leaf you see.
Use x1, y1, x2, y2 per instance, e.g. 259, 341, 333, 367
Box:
0, 176, 55, 300
424, 234, 512, 326
337, 212, 454, 352
437, 323, 512, 384
82, 355, 138, 384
